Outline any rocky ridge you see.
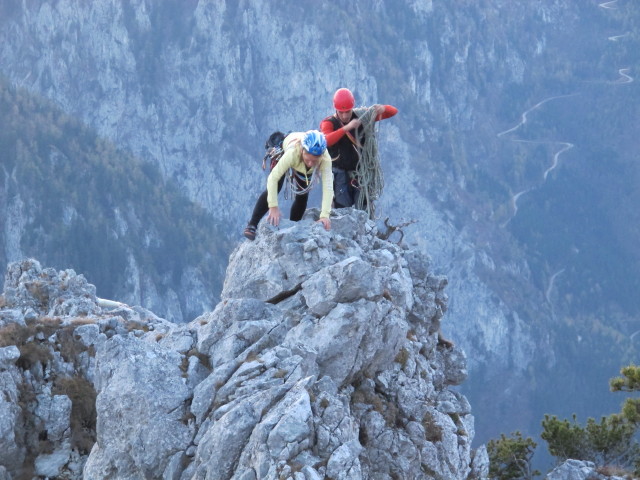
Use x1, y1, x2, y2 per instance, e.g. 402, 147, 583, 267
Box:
0, 0, 589, 439
0, 209, 487, 479
0, 208, 625, 479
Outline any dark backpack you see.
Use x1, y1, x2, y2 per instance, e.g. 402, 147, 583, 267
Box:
262, 131, 286, 170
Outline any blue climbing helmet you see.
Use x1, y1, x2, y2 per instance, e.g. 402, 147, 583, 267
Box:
301, 130, 327, 156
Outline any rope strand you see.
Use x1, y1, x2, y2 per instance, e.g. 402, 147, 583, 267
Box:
354, 106, 384, 219
284, 168, 317, 199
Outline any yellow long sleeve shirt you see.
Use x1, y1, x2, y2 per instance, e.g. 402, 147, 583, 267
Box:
266, 132, 334, 219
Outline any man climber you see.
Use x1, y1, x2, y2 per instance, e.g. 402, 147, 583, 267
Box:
243, 130, 333, 240
319, 88, 398, 212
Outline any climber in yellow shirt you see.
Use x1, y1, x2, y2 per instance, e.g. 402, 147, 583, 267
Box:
244, 130, 333, 240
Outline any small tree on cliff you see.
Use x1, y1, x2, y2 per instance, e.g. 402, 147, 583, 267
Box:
487, 431, 540, 479
541, 365, 640, 475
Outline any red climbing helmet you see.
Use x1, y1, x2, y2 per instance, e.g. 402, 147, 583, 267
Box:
333, 88, 355, 112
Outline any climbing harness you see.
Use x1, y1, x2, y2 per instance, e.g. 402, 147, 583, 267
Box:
284, 167, 318, 200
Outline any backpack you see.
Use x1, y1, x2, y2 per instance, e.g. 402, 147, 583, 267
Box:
262, 131, 286, 170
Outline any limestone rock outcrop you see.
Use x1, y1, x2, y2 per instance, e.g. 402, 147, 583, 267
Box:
0, 209, 488, 479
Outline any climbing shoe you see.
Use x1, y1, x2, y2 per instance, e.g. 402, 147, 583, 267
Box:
243, 224, 257, 241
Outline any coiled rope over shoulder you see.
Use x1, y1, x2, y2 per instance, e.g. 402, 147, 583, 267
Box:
354, 106, 384, 219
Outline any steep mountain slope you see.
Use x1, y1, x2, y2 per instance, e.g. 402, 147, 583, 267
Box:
1, 0, 638, 452
0, 79, 229, 322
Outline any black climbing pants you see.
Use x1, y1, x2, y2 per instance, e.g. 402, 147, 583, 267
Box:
248, 173, 309, 227
333, 168, 364, 210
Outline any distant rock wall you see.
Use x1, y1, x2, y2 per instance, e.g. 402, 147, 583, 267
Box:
0, 210, 488, 479
0, 0, 586, 453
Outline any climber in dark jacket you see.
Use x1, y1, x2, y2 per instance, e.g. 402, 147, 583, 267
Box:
319, 88, 398, 209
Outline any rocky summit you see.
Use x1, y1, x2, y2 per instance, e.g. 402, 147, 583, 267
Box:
0, 209, 488, 479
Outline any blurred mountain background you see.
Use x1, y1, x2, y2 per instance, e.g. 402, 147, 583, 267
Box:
1, 0, 639, 470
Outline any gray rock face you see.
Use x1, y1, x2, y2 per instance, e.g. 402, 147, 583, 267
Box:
0, 210, 486, 479
0, 0, 586, 439
0, 258, 174, 478
545, 459, 626, 480
0, 346, 24, 472
83, 335, 193, 478
3, 258, 100, 318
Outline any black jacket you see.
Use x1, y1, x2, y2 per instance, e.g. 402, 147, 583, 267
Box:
323, 113, 365, 172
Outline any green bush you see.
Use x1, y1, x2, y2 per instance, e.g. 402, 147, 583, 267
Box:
487, 431, 539, 480
540, 365, 640, 475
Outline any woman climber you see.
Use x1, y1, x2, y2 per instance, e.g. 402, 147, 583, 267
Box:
243, 130, 333, 241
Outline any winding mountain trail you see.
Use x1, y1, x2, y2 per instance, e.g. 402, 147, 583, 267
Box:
497, 94, 578, 226
501, 187, 531, 228
613, 67, 634, 84
499, 2, 632, 226
599, 1, 634, 85
608, 32, 630, 41
599, 0, 618, 9
545, 268, 566, 305
496, 94, 577, 139
497, 1, 633, 319
543, 142, 574, 180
